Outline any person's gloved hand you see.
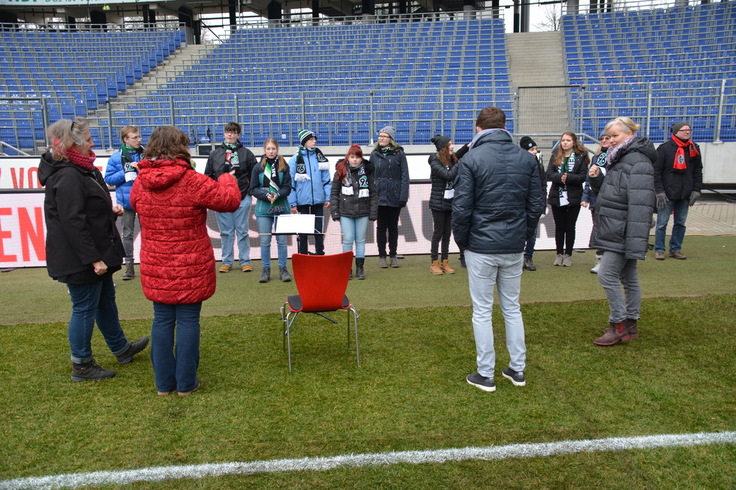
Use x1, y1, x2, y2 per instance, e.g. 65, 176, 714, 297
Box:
689, 191, 701, 207
656, 192, 669, 210
399, 201, 407, 208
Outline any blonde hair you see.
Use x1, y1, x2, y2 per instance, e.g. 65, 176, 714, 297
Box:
260, 137, 288, 172
46, 117, 90, 161
605, 117, 640, 135
120, 125, 139, 142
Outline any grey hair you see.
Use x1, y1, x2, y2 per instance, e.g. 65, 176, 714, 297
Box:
46, 117, 90, 160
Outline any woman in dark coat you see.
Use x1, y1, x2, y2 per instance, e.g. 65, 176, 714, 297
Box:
39, 117, 148, 382
588, 117, 656, 346
428, 134, 459, 275
546, 131, 589, 267
370, 125, 409, 268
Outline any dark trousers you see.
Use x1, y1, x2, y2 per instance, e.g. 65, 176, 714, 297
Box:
431, 209, 452, 261
296, 204, 325, 255
551, 204, 581, 255
376, 205, 401, 257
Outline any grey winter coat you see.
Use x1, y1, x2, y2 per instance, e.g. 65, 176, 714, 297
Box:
589, 137, 657, 260
452, 129, 545, 254
428, 153, 459, 212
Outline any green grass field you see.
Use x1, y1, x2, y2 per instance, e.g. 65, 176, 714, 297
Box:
1, 236, 735, 488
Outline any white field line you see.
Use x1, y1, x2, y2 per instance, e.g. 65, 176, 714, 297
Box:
2, 431, 735, 489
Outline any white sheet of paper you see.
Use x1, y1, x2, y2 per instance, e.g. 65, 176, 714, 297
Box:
274, 214, 317, 234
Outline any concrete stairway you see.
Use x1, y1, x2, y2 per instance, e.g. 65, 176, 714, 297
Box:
506, 31, 571, 150
88, 43, 215, 148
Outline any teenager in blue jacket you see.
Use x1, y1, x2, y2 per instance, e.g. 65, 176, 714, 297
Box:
104, 125, 144, 280
288, 129, 331, 255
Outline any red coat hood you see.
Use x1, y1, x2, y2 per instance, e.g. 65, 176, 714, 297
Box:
136, 157, 191, 191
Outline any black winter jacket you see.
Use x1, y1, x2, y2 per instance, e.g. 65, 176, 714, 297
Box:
452, 130, 545, 254
653, 138, 703, 201
204, 143, 257, 200
370, 146, 410, 207
546, 149, 589, 207
589, 137, 657, 260
38, 153, 124, 282
330, 159, 378, 221
428, 153, 459, 212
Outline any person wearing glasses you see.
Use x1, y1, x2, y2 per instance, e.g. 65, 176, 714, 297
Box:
370, 126, 409, 268
581, 131, 612, 274
653, 121, 703, 261
104, 126, 144, 280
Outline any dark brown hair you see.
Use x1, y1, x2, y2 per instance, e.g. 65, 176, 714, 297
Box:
143, 126, 191, 164
552, 131, 588, 167
224, 121, 241, 134
437, 143, 457, 167
475, 106, 506, 130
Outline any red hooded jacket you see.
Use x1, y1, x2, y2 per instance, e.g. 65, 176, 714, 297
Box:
130, 157, 241, 304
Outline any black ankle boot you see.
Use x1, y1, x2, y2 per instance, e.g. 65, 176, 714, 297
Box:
356, 258, 365, 280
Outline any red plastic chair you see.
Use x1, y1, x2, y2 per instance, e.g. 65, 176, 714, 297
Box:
280, 251, 360, 372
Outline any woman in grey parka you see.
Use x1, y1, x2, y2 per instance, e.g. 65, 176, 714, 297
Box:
588, 116, 656, 347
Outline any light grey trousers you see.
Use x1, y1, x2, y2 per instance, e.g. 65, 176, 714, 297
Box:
597, 251, 641, 323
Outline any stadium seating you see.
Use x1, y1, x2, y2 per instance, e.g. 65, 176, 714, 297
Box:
562, 2, 736, 141
100, 17, 512, 147
0, 29, 183, 154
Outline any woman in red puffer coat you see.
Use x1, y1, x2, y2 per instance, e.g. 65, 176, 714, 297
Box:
130, 126, 240, 397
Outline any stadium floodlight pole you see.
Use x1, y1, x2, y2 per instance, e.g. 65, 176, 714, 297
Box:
169, 95, 175, 127
645, 82, 652, 137
106, 101, 114, 150
370, 91, 375, 145
715, 78, 725, 143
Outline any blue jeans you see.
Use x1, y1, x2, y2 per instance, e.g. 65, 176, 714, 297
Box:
655, 199, 689, 253
597, 251, 641, 323
524, 223, 539, 258
151, 302, 202, 393
216, 197, 252, 266
340, 216, 369, 258
67, 275, 129, 364
257, 216, 288, 269
465, 250, 526, 378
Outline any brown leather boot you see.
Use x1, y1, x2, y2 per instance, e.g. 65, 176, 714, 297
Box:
594, 321, 629, 346
440, 259, 455, 274
430, 260, 443, 275
624, 319, 639, 340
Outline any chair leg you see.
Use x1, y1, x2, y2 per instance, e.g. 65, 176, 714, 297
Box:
284, 309, 298, 372
350, 307, 360, 367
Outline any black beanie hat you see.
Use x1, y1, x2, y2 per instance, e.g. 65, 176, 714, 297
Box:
670, 121, 690, 134
519, 136, 537, 150
431, 134, 451, 151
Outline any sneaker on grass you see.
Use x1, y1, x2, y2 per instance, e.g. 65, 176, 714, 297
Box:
502, 367, 526, 386
466, 372, 495, 392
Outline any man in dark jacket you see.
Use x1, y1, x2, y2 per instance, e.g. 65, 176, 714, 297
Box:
204, 122, 257, 272
453, 107, 545, 392
653, 121, 703, 260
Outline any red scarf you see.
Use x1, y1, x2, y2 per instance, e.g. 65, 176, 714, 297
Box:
671, 135, 698, 171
